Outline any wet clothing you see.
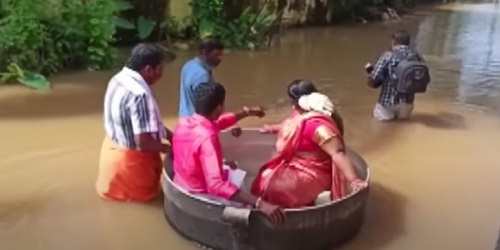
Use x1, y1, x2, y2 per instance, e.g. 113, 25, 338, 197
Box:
373, 102, 414, 121
96, 137, 162, 202
98, 67, 166, 202
370, 45, 420, 107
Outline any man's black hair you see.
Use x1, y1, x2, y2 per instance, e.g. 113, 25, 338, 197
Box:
126, 43, 165, 71
392, 30, 411, 46
193, 82, 226, 116
199, 39, 224, 53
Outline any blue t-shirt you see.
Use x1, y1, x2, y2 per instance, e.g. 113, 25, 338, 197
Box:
178, 57, 214, 117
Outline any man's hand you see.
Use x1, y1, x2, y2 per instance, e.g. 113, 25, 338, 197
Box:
224, 160, 238, 170
243, 106, 266, 118
230, 127, 243, 137
257, 200, 285, 225
136, 133, 171, 153
234, 106, 266, 122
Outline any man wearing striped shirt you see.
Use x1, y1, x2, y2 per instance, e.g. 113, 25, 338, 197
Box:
97, 43, 172, 202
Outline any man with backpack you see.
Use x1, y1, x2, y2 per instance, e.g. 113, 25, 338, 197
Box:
365, 30, 430, 121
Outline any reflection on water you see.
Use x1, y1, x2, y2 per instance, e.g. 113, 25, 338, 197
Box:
1, 1, 500, 250
417, 1, 500, 114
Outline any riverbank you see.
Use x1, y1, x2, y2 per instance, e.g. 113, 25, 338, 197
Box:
1, 1, 500, 250
168, 0, 440, 51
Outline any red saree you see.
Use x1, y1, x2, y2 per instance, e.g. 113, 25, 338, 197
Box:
251, 112, 347, 208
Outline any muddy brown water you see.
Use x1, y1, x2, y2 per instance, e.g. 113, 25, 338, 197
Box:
1, 1, 500, 250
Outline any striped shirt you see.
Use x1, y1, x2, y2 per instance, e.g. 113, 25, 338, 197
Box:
103, 67, 166, 149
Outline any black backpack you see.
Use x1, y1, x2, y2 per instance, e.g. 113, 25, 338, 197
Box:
391, 53, 431, 94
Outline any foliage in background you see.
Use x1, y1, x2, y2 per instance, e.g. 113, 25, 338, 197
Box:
0, 0, 426, 90
163, 16, 197, 41
0, 0, 171, 89
0, 0, 119, 89
0, 63, 50, 90
113, 0, 168, 43
190, 0, 280, 49
327, 0, 417, 21
113, 1, 158, 41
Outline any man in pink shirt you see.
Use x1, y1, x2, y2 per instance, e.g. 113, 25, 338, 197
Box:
172, 82, 285, 224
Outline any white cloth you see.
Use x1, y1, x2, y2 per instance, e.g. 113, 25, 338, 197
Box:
315, 191, 332, 205
195, 167, 247, 207
223, 165, 247, 188
373, 102, 414, 121
298, 92, 335, 116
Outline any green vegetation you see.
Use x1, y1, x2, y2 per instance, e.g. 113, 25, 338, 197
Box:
0, 0, 119, 89
0, 0, 165, 89
113, 0, 162, 41
189, 0, 279, 49
0, 0, 425, 90
0, 63, 50, 90
0, 0, 280, 90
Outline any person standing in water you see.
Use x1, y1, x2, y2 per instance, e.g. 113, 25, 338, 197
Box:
96, 43, 172, 202
365, 30, 429, 121
178, 39, 224, 117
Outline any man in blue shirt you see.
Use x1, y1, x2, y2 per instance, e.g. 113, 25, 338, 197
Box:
179, 40, 224, 117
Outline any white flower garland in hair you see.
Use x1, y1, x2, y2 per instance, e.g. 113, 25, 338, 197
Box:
298, 92, 335, 116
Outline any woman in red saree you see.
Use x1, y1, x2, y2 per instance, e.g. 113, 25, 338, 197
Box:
252, 80, 367, 208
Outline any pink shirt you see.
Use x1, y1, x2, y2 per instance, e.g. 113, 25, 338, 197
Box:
172, 113, 239, 199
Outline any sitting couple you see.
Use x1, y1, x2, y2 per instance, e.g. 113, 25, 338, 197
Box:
172, 80, 367, 224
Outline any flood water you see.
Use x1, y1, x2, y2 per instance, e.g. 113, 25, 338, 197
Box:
1, 1, 500, 250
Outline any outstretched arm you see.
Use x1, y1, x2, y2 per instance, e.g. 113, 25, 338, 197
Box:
314, 126, 367, 192
215, 106, 266, 130
367, 52, 392, 88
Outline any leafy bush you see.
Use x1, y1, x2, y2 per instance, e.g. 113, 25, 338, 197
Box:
190, 0, 279, 49
113, 0, 167, 43
163, 16, 196, 41
0, 63, 50, 90
0, 0, 59, 75
113, 1, 159, 41
0, 0, 120, 88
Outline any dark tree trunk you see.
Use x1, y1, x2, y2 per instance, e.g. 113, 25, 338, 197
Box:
130, 0, 168, 24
